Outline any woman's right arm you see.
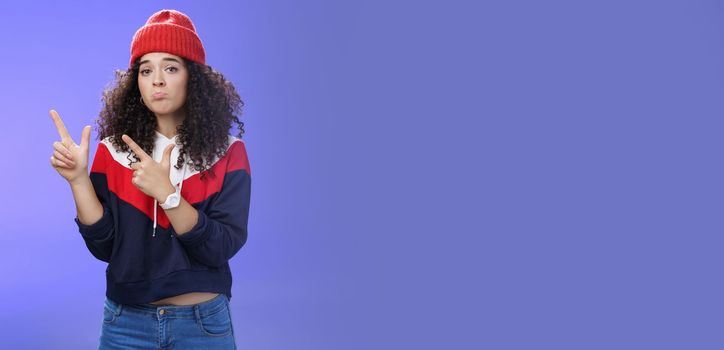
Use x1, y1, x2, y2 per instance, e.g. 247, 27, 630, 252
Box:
69, 175, 103, 226
49, 109, 103, 223
50, 109, 114, 261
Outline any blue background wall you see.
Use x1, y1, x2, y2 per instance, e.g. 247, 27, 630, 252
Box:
0, 0, 721, 349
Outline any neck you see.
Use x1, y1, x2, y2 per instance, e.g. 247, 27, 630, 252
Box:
155, 110, 186, 139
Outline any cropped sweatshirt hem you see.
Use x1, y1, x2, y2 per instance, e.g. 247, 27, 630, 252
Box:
106, 268, 233, 305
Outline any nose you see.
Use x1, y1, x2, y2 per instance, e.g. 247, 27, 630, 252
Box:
152, 71, 165, 87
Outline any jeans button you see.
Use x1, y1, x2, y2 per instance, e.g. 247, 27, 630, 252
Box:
159, 309, 165, 315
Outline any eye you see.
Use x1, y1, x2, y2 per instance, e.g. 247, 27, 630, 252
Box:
166, 66, 178, 73
140, 68, 151, 75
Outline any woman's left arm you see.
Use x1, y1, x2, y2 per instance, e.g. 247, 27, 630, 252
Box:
166, 142, 251, 268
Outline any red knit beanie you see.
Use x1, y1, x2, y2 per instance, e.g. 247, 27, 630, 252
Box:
129, 9, 206, 68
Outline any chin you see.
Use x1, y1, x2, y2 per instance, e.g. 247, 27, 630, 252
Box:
149, 105, 181, 116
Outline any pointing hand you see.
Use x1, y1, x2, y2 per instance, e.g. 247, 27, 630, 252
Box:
121, 134, 176, 202
49, 109, 90, 184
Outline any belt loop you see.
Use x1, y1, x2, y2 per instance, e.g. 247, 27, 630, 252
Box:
194, 304, 201, 323
108, 298, 123, 316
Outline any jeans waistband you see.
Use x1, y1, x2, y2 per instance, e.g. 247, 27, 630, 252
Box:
105, 293, 228, 318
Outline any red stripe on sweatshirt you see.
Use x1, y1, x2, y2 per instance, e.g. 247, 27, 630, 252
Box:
91, 140, 250, 229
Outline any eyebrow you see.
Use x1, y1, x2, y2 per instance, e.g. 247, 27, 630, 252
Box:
138, 57, 182, 65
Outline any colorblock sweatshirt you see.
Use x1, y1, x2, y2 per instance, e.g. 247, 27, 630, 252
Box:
74, 131, 251, 305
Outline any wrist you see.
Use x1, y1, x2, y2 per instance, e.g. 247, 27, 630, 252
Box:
156, 184, 177, 203
68, 173, 90, 188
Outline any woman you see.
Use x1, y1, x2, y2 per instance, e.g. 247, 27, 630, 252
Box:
48, 9, 250, 349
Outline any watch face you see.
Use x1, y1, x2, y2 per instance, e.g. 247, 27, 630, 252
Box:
163, 193, 181, 208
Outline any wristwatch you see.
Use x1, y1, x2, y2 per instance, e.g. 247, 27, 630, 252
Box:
159, 188, 181, 209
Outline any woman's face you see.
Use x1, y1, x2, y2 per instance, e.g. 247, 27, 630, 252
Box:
137, 52, 188, 118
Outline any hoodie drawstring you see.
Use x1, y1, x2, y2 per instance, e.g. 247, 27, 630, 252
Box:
153, 199, 158, 237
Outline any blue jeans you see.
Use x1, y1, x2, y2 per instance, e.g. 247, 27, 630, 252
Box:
99, 294, 237, 349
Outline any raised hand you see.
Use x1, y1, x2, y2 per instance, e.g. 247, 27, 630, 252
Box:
121, 134, 176, 202
49, 109, 91, 184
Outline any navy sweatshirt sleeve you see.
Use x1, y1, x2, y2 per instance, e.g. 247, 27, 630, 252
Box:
173, 141, 251, 268
75, 143, 115, 263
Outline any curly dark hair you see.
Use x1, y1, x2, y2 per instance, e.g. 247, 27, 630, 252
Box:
96, 58, 245, 179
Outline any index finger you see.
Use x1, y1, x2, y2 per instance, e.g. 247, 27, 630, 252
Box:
49, 109, 72, 141
121, 134, 151, 161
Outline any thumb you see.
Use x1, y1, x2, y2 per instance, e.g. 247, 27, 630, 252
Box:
80, 125, 91, 149
162, 144, 175, 166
